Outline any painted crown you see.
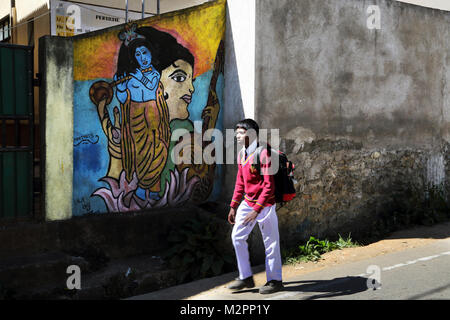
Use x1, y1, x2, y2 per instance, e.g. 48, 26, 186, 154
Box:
118, 23, 144, 46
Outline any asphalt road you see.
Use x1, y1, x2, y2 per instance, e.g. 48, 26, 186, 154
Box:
192, 237, 450, 300
129, 222, 450, 301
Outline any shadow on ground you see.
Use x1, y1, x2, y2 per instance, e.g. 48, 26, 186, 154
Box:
382, 221, 450, 241
231, 276, 375, 300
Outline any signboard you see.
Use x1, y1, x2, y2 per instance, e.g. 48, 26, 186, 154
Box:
50, 0, 153, 36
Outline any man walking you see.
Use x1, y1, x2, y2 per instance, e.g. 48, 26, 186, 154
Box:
227, 119, 283, 294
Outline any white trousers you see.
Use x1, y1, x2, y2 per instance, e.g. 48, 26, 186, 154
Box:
231, 201, 282, 282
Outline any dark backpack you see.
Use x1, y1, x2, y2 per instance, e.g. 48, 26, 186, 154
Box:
252, 143, 296, 203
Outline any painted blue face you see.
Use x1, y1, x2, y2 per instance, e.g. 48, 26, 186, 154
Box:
134, 45, 152, 69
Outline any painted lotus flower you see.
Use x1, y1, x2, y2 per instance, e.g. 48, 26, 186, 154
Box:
92, 168, 200, 212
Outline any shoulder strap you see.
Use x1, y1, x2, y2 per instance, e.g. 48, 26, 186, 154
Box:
254, 142, 271, 171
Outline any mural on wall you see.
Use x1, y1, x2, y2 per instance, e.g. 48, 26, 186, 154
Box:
73, 0, 226, 214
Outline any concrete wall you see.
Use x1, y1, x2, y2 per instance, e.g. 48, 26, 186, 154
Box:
38, 0, 257, 220
223, 0, 255, 126
255, 0, 450, 244
221, 0, 256, 201
256, 0, 449, 148
40, 0, 227, 220
39, 36, 74, 221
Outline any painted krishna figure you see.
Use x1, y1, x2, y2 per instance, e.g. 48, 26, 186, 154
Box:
89, 24, 224, 212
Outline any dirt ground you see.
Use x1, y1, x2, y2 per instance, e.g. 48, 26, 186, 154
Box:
187, 221, 450, 299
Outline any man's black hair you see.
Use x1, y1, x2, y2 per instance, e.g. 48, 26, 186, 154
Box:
235, 119, 259, 136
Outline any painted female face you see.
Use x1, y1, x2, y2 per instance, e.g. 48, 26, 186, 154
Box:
134, 45, 152, 69
160, 59, 194, 121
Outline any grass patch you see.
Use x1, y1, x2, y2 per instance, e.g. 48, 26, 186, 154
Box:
282, 234, 359, 264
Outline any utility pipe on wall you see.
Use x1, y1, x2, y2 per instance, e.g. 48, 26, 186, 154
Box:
125, 0, 128, 22
142, 0, 145, 19
10, 0, 16, 43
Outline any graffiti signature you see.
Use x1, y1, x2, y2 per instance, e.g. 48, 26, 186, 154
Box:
74, 134, 100, 147
75, 197, 94, 214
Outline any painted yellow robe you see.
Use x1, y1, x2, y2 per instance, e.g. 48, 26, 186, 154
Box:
121, 82, 170, 192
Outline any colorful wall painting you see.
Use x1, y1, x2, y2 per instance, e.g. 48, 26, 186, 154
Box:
72, 0, 226, 214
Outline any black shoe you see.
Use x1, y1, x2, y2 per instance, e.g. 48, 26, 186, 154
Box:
227, 276, 255, 290
259, 280, 283, 294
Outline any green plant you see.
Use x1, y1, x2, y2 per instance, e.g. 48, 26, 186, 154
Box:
300, 236, 336, 259
335, 233, 359, 249
162, 216, 234, 283
282, 234, 359, 264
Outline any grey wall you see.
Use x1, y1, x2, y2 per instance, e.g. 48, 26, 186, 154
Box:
255, 0, 450, 245
256, 0, 449, 150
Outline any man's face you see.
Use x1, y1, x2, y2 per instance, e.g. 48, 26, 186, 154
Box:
235, 128, 247, 146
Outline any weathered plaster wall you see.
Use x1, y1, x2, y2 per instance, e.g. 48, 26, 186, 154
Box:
256, 0, 449, 148
255, 0, 450, 243
39, 36, 73, 221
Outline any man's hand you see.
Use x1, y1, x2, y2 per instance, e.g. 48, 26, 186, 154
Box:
228, 208, 236, 225
243, 210, 259, 226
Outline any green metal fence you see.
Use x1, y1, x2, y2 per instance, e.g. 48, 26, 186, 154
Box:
0, 43, 34, 220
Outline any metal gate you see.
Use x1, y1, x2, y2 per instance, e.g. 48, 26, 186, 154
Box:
0, 43, 34, 221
